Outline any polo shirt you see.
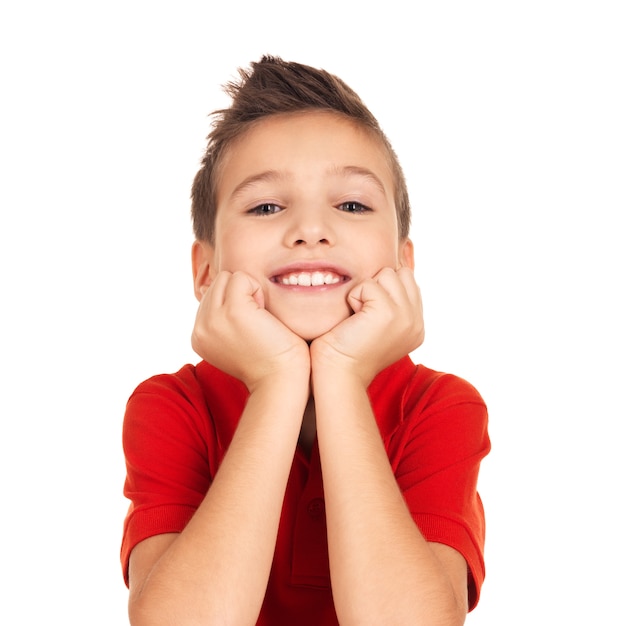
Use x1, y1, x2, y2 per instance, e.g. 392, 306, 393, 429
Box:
121, 356, 490, 623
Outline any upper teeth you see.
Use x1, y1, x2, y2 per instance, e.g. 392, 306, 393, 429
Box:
279, 272, 341, 286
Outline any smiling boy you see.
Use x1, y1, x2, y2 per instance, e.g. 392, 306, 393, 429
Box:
121, 56, 490, 626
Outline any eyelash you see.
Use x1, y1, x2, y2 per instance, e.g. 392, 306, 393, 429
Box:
247, 201, 373, 216
247, 203, 283, 216
338, 201, 372, 214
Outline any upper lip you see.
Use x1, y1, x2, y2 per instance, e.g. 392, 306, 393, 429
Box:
270, 261, 351, 282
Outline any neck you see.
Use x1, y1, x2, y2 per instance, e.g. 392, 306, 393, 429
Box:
298, 396, 317, 456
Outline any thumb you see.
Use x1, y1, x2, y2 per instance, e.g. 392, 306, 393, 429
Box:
238, 272, 265, 309
250, 280, 265, 309
346, 279, 373, 314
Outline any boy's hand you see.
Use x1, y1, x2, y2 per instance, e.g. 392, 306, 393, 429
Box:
310, 267, 424, 386
192, 271, 310, 391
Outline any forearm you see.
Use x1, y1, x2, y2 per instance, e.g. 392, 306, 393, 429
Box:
129, 381, 308, 626
314, 370, 466, 626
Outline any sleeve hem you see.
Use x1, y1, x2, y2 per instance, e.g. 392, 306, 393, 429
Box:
412, 512, 485, 612
120, 503, 197, 587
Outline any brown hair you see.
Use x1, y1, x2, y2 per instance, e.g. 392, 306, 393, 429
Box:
191, 55, 411, 243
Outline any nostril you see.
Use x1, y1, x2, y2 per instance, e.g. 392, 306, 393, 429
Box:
292, 238, 330, 246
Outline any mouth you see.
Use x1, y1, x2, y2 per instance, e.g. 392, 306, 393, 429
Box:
270, 265, 350, 288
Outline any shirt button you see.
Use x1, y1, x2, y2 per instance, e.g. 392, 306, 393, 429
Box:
307, 498, 325, 519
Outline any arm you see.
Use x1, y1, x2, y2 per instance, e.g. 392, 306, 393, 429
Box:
128, 271, 310, 626
311, 268, 468, 626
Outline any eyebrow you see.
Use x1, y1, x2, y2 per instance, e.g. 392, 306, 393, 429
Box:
228, 165, 388, 201
229, 170, 290, 201
328, 165, 388, 196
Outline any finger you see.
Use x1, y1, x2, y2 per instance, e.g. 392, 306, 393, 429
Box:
371, 266, 417, 310
346, 277, 386, 313
223, 271, 265, 309
396, 267, 423, 311
395, 267, 425, 345
373, 266, 422, 316
203, 270, 232, 308
374, 267, 424, 340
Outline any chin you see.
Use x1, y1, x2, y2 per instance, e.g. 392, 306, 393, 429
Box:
282, 314, 349, 343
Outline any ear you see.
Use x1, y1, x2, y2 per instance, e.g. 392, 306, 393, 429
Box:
398, 238, 415, 270
191, 240, 215, 302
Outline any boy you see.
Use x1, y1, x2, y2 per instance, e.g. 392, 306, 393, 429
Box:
121, 56, 490, 626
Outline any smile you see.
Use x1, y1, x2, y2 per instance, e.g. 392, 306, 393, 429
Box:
274, 271, 345, 287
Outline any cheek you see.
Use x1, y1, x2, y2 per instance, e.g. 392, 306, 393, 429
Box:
214, 234, 266, 276
212, 229, 244, 270
362, 236, 400, 270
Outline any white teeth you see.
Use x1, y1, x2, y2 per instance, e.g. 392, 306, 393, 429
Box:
311, 272, 324, 286
279, 272, 341, 286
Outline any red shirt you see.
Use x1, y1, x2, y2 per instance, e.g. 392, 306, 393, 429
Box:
121, 356, 490, 623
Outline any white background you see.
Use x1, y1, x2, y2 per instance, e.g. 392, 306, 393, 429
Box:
1, 1, 624, 623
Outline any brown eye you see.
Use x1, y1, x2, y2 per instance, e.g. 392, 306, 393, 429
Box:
339, 201, 371, 214
249, 203, 282, 216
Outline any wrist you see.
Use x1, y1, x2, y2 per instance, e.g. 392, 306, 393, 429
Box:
311, 360, 369, 395
310, 341, 375, 389
238, 341, 310, 393
247, 360, 311, 396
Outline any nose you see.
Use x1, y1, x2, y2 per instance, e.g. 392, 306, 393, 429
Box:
283, 206, 335, 248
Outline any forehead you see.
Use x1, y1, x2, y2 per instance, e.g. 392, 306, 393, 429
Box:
215, 110, 394, 200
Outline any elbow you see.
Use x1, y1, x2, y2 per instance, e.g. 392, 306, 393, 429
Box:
129, 598, 249, 626
128, 598, 157, 626
434, 592, 468, 626
128, 596, 178, 626
336, 599, 467, 626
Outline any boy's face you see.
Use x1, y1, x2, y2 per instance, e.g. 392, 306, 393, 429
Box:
194, 110, 413, 341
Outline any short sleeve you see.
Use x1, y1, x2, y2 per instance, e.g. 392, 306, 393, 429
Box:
120, 368, 215, 586
391, 371, 490, 611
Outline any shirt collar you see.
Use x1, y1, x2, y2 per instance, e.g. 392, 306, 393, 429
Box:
197, 355, 417, 449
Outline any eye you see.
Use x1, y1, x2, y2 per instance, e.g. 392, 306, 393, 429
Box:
248, 203, 282, 216
338, 201, 372, 214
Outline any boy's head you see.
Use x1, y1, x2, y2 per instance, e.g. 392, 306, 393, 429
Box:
191, 55, 411, 245
191, 56, 415, 340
